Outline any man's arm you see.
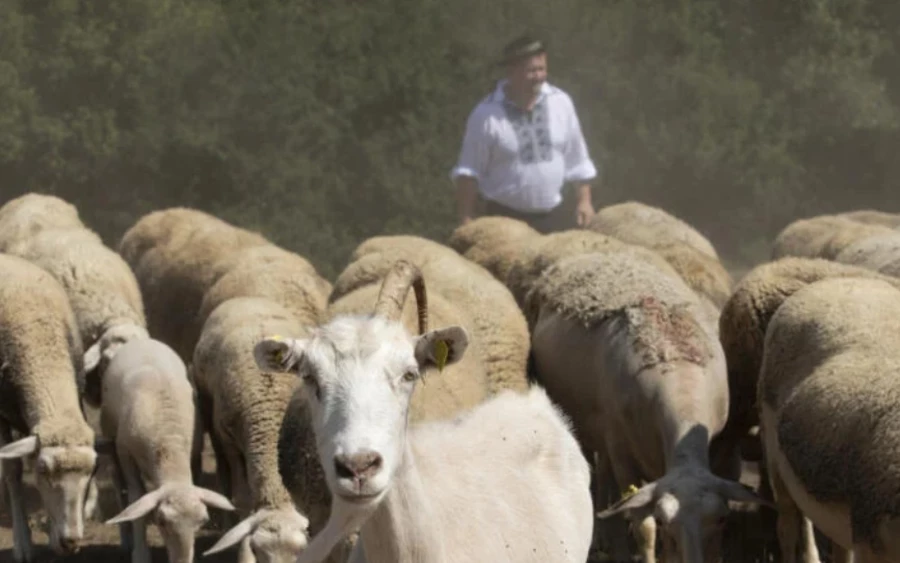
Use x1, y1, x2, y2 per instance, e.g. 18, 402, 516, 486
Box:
455, 175, 480, 225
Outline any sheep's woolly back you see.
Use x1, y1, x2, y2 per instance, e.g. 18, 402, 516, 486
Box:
121, 208, 270, 359
327, 281, 490, 423
716, 257, 900, 448
196, 244, 331, 338
759, 277, 900, 549
447, 217, 541, 282
771, 214, 896, 260
7, 227, 147, 345
834, 232, 900, 274
118, 207, 229, 265
509, 230, 681, 316
334, 235, 529, 393
0, 254, 93, 447
835, 209, 900, 229
525, 251, 714, 371
586, 200, 719, 259
0, 193, 86, 252
652, 242, 733, 309
193, 297, 307, 509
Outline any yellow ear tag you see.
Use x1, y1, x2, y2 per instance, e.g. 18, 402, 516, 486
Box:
434, 340, 449, 372
622, 483, 639, 499
268, 335, 284, 364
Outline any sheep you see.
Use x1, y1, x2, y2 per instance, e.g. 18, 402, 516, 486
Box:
586, 200, 720, 259
710, 257, 900, 492
192, 296, 332, 563
756, 276, 900, 563
100, 337, 235, 563
196, 244, 332, 334
0, 193, 86, 252
0, 224, 150, 407
650, 241, 734, 311
446, 216, 541, 282
333, 234, 529, 393
251, 260, 595, 563
0, 253, 99, 562
833, 231, 900, 276
505, 229, 680, 314
771, 214, 895, 260
118, 207, 270, 361
524, 249, 768, 563
835, 209, 900, 228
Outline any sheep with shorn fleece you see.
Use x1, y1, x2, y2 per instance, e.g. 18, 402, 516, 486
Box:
0, 193, 86, 252
100, 337, 235, 563
194, 296, 346, 563
524, 249, 769, 563
325, 256, 490, 423
332, 234, 529, 393
709, 256, 900, 497
252, 260, 594, 563
0, 253, 99, 563
586, 200, 720, 259
117, 207, 270, 361
756, 276, 900, 563
770, 214, 895, 260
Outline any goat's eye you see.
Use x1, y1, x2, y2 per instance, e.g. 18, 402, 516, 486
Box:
402, 371, 417, 382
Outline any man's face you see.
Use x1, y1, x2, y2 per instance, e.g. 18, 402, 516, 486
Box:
507, 53, 547, 96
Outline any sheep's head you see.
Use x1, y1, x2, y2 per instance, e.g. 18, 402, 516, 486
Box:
106, 482, 235, 563
597, 466, 772, 563
203, 506, 310, 563
0, 436, 97, 555
254, 260, 468, 562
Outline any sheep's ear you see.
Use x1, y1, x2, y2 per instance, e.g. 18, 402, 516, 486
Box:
83, 342, 102, 373
596, 482, 657, 519
195, 486, 236, 512
253, 335, 306, 375
0, 436, 38, 459
414, 326, 469, 372
715, 477, 775, 508
105, 488, 166, 524
203, 513, 261, 556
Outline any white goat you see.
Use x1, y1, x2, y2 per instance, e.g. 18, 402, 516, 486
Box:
252, 260, 594, 563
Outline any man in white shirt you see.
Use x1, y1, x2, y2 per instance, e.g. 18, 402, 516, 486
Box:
450, 35, 598, 233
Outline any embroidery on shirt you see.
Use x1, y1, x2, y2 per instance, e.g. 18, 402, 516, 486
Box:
504, 98, 553, 165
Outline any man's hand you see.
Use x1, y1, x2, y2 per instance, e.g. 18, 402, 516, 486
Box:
575, 183, 594, 227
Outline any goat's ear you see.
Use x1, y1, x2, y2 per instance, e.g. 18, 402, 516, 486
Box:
597, 482, 657, 520
253, 335, 307, 375
414, 326, 469, 372
83, 342, 102, 373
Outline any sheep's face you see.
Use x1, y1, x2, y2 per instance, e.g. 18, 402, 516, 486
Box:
597, 467, 772, 563
0, 437, 97, 555
254, 315, 468, 506
203, 507, 310, 562
105, 482, 235, 563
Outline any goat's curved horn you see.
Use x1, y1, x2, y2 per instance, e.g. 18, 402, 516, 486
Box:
372, 260, 428, 334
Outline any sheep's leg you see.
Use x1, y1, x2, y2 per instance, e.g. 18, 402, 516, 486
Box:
120, 454, 151, 563
766, 450, 818, 563
110, 453, 134, 552
0, 423, 33, 563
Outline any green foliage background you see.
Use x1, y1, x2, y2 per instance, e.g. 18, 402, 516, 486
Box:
2, 0, 899, 278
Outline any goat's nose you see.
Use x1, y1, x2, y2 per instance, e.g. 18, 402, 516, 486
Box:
334, 451, 383, 480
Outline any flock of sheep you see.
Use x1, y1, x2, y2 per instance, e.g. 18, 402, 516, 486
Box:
1, 193, 899, 563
